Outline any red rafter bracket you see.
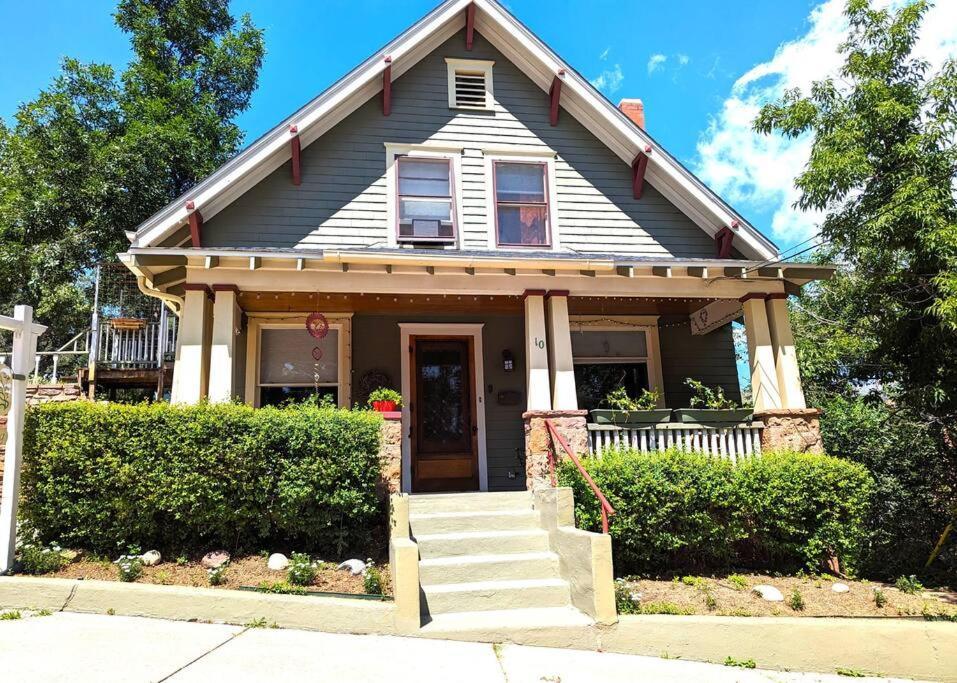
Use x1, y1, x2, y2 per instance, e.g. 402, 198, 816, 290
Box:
382, 56, 393, 116
715, 226, 735, 258
549, 70, 564, 126
631, 147, 651, 199
544, 418, 616, 534
185, 201, 203, 248
289, 125, 301, 186
465, 3, 476, 50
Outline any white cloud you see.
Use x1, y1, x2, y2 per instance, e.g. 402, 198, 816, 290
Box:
694, 0, 957, 246
677, 53, 690, 66
647, 53, 667, 74
599, 47, 610, 61
590, 63, 624, 95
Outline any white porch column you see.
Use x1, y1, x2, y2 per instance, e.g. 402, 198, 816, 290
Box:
208, 285, 241, 403
171, 285, 212, 404
524, 290, 552, 411
0, 306, 46, 573
766, 294, 806, 409
546, 290, 578, 410
741, 294, 782, 412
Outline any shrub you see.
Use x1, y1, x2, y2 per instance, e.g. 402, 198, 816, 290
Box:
256, 581, 306, 595
17, 540, 67, 575
115, 554, 143, 582
787, 587, 805, 611
560, 448, 872, 574
895, 575, 923, 594
363, 562, 384, 595
207, 563, 228, 586
735, 451, 873, 572
873, 588, 887, 607
559, 448, 743, 572
21, 401, 384, 556
287, 552, 317, 586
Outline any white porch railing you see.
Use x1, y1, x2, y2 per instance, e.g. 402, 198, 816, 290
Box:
587, 422, 764, 462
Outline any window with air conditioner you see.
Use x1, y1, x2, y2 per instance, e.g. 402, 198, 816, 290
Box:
446, 58, 494, 110
396, 156, 456, 242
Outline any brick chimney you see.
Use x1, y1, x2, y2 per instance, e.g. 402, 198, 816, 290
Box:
618, 98, 645, 129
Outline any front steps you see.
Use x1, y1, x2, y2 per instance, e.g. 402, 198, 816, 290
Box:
409, 491, 578, 619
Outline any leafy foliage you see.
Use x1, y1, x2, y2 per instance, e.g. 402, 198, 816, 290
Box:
603, 387, 661, 412
21, 402, 384, 556
559, 448, 872, 574
684, 378, 741, 410
0, 1, 264, 347
287, 552, 318, 586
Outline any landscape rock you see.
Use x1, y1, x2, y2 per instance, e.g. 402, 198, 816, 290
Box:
267, 553, 289, 571
752, 585, 784, 602
140, 550, 162, 567
201, 551, 230, 569
337, 559, 366, 575
59, 549, 80, 562
832, 583, 850, 593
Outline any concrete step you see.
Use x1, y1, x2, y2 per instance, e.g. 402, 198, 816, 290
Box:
410, 509, 541, 535
415, 529, 549, 559
419, 606, 595, 635
421, 578, 571, 615
418, 551, 560, 586
409, 491, 532, 514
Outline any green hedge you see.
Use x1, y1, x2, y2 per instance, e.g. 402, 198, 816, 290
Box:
21, 401, 384, 556
559, 448, 873, 574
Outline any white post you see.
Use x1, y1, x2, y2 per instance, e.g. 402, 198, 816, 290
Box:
741, 295, 782, 413
51, 354, 59, 384
765, 295, 807, 409
1, 306, 46, 573
170, 287, 212, 404
545, 291, 578, 410
208, 286, 240, 403
523, 290, 552, 411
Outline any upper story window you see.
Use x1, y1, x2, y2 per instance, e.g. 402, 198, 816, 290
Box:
494, 161, 550, 247
397, 156, 455, 242
446, 58, 494, 110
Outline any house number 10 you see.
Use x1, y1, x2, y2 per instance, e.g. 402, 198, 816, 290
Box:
535, 337, 545, 349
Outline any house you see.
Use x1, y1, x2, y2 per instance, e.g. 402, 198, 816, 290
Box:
120, 0, 830, 498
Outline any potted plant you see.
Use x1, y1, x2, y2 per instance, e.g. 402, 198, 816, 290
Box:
590, 387, 671, 425
673, 378, 753, 424
368, 388, 402, 412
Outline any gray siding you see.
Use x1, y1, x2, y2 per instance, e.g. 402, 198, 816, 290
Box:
203, 29, 716, 257
659, 320, 741, 408
351, 313, 526, 492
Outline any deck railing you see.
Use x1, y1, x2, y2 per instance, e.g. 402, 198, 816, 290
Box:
587, 421, 763, 463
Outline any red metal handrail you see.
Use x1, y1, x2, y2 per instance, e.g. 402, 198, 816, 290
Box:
544, 418, 616, 534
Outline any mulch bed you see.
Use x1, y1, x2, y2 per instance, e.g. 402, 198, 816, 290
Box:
39, 554, 390, 596
618, 572, 957, 618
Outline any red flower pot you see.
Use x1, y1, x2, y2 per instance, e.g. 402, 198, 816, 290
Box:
372, 400, 398, 412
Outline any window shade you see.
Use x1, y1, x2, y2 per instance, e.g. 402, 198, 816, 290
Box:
259, 328, 338, 384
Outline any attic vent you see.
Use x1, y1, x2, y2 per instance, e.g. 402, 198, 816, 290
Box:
446, 58, 494, 110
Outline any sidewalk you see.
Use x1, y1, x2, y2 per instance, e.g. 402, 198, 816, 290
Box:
0, 611, 917, 682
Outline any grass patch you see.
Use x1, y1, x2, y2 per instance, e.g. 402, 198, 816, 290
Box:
724, 656, 756, 669
255, 581, 307, 595
639, 601, 695, 616
836, 668, 867, 678
727, 574, 748, 590
0, 610, 22, 620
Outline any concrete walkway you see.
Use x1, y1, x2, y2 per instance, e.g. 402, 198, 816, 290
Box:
0, 611, 918, 683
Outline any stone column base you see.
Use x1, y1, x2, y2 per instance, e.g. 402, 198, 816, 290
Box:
523, 410, 588, 491
377, 413, 403, 497
755, 408, 824, 454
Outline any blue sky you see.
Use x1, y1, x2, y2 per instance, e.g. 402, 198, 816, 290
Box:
2, 1, 955, 254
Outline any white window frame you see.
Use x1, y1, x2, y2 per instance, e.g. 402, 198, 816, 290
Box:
244, 312, 353, 408
445, 58, 495, 110
485, 149, 561, 251
569, 315, 665, 406
385, 143, 464, 249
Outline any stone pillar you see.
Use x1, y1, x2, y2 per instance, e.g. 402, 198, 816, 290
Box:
765, 294, 807, 409
378, 413, 402, 497
171, 285, 212, 404
741, 294, 782, 413
208, 285, 241, 403
524, 290, 552, 411
546, 291, 578, 410
755, 408, 824, 453
523, 410, 588, 491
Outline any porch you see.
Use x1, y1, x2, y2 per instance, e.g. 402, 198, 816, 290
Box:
141, 249, 822, 494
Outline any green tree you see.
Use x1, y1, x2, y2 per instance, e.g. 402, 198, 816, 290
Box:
756, 0, 957, 575
0, 0, 263, 346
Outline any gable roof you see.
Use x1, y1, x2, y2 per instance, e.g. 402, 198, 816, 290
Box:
127, 0, 778, 261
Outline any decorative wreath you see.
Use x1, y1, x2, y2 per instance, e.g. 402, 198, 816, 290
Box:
305, 311, 329, 339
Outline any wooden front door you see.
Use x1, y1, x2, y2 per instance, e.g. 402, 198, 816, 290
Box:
410, 336, 479, 492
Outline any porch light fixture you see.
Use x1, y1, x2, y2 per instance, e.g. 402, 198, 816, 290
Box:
502, 349, 515, 373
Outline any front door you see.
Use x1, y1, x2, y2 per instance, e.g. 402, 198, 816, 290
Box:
410, 337, 479, 492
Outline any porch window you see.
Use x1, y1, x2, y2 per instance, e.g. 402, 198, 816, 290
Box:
396, 156, 455, 242
258, 327, 339, 407
494, 161, 549, 247
572, 329, 651, 413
